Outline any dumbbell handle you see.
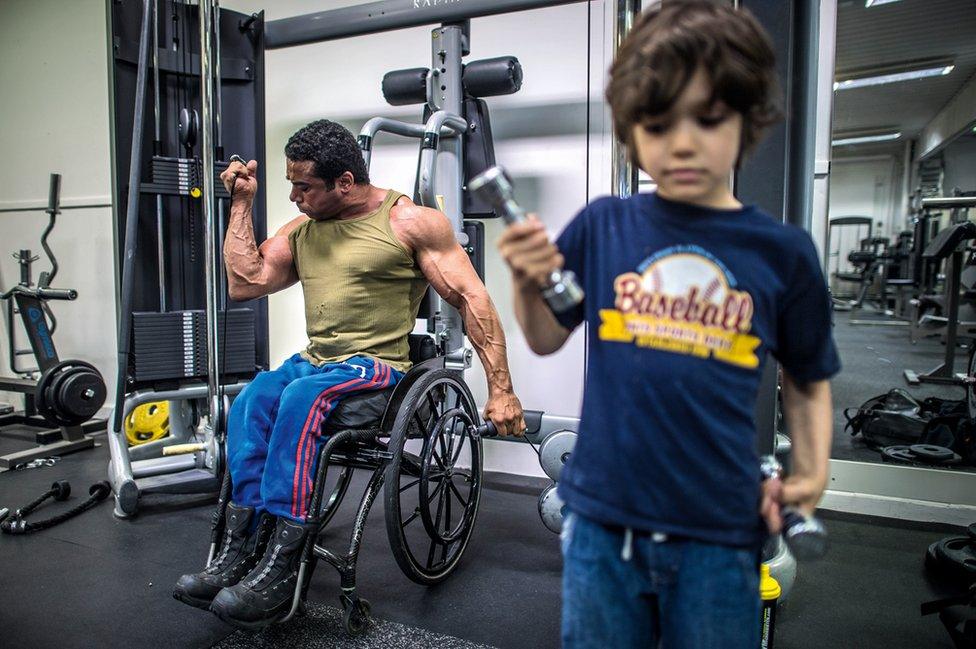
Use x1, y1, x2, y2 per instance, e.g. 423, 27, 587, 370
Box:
761, 455, 828, 560
469, 166, 584, 314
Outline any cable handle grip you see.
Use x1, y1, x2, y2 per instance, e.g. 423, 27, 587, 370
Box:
35, 287, 77, 301
760, 455, 828, 560
473, 421, 498, 438
469, 165, 585, 314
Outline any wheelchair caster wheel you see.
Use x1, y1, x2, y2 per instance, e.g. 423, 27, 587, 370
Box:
341, 596, 371, 636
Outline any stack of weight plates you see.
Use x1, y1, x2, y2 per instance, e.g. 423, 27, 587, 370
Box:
131, 309, 256, 381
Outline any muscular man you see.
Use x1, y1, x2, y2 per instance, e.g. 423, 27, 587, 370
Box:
174, 119, 524, 629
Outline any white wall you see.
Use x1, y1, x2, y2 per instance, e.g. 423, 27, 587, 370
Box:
826, 156, 901, 286
0, 0, 116, 403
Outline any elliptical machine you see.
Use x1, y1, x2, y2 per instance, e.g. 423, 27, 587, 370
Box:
0, 173, 108, 469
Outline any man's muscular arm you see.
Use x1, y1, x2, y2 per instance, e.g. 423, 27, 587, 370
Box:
394, 203, 526, 437
221, 159, 305, 301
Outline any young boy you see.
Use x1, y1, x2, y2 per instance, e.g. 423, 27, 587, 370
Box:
498, 2, 839, 647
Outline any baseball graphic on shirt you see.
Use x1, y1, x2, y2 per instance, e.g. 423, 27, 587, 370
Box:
601, 245, 761, 369
641, 254, 728, 305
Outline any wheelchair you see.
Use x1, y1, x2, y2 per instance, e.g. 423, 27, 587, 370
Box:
207, 333, 489, 635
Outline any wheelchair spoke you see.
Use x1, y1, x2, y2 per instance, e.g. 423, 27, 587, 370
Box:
413, 410, 427, 435
451, 429, 466, 465
426, 392, 441, 421
443, 487, 453, 547
402, 508, 421, 529
449, 478, 469, 508
399, 478, 421, 493
431, 446, 447, 471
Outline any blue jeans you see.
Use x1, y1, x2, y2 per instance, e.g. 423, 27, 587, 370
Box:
226, 354, 402, 522
562, 511, 760, 649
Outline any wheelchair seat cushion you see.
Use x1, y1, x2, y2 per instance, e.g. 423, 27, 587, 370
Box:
325, 386, 395, 433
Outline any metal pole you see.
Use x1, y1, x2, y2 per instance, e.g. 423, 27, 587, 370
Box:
113, 0, 154, 433
213, 0, 227, 312
264, 0, 586, 49
611, 0, 640, 197
198, 0, 223, 436
430, 23, 467, 363
153, 0, 167, 312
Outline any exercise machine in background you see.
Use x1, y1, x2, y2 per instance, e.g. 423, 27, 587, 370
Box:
0, 173, 107, 469
904, 195, 976, 386
106, 0, 267, 516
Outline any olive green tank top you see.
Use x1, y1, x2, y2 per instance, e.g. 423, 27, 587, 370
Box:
288, 190, 428, 372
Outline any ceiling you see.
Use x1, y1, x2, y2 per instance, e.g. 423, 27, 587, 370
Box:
831, 0, 976, 156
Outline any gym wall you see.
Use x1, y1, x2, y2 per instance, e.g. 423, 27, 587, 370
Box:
0, 0, 117, 410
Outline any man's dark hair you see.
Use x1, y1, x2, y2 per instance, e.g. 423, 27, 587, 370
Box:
606, 0, 781, 163
284, 119, 369, 188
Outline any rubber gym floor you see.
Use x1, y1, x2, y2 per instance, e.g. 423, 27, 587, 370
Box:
0, 434, 966, 649
0, 309, 970, 648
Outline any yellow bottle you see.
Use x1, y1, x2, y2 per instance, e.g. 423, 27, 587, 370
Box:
760, 563, 781, 649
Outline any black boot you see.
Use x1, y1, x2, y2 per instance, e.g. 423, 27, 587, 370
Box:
173, 503, 275, 610
209, 517, 309, 629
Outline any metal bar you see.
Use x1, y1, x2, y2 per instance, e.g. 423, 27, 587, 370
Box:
264, 0, 585, 49
112, 0, 154, 434
922, 196, 976, 209
153, 0, 166, 312
359, 117, 462, 169
427, 24, 466, 359
0, 203, 113, 214
198, 0, 223, 438
417, 111, 468, 210
214, 1, 227, 312
610, 0, 640, 198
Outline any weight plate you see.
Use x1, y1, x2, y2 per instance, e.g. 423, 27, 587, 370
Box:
538, 483, 565, 535
881, 445, 916, 464
125, 401, 170, 445
909, 444, 955, 462
539, 430, 577, 483
933, 536, 976, 580
33, 360, 105, 427
57, 369, 106, 424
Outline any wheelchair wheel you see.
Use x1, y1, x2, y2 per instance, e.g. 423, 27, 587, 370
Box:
384, 368, 483, 585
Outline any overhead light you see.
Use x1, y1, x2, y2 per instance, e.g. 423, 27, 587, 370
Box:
832, 132, 901, 147
834, 61, 954, 91
865, 0, 901, 7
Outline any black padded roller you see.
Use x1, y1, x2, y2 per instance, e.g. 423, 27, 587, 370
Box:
463, 56, 523, 98
382, 67, 429, 106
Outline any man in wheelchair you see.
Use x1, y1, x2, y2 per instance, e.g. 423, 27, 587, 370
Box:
173, 119, 525, 628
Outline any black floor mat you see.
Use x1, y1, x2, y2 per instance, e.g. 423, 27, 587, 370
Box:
0, 441, 966, 648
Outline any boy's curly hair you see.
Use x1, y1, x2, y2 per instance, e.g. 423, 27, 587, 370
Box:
607, 0, 781, 163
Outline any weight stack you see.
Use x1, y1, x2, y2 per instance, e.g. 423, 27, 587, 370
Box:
131, 309, 257, 382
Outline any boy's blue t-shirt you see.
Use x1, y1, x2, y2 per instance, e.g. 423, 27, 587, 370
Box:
554, 192, 841, 548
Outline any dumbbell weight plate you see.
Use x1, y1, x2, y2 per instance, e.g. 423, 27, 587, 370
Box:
933, 536, 976, 581
880, 445, 916, 464
539, 430, 577, 483
909, 444, 955, 463
538, 483, 565, 535
34, 360, 106, 427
